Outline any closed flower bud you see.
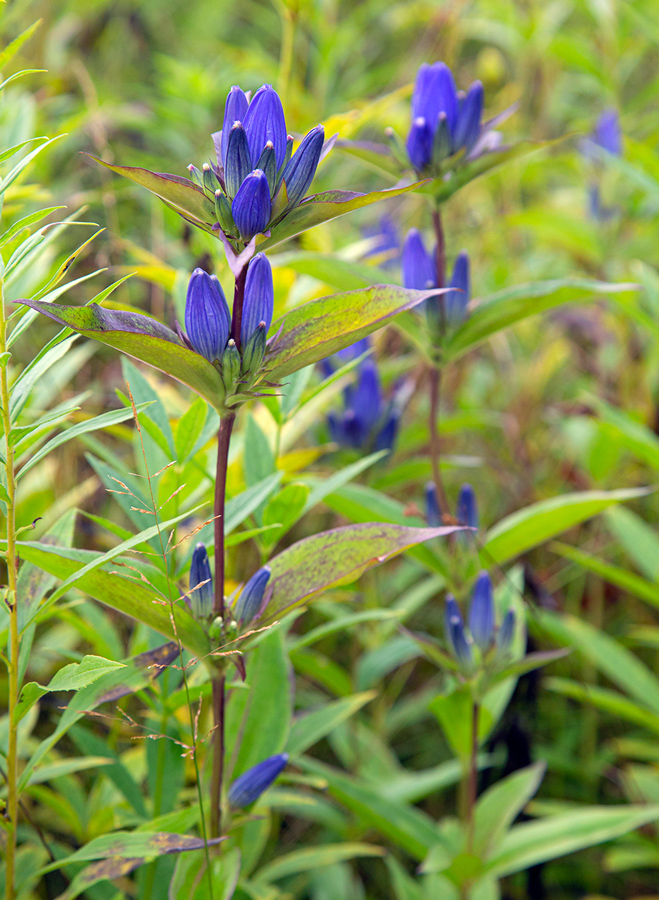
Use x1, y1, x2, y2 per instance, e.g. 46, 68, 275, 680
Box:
432, 112, 452, 166
241, 252, 274, 346
221, 339, 241, 391
453, 81, 484, 153
255, 141, 278, 196
425, 481, 441, 527
241, 323, 267, 376
445, 594, 473, 668
189, 543, 213, 619
374, 410, 399, 453
406, 116, 434, 170
202, 162, 219, 195
214, 190, 236, 235
220, 85, 249, 168
278, 134, 295, 181
468, 571, 495, 650
444, 251, 470, 326
243, 84, 287, 169
402, 229, 436, 291
184, 268, 231, 363
282, 125, 324, 207
228, 753, 288, 808
412, 62, 458, 139
497, 608, 516, 654
234, 565, 271, 623
187, 164, 204, 189
456, 483, 478, 529
224, 123, 252, 197
232, 170, 271, 241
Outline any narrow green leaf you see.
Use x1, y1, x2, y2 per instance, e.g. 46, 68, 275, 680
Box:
286, 692, 376, 757
254, 843, 385, 884
473, 763, 546, 858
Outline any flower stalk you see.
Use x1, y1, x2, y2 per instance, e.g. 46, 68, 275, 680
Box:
1, 273, 20, 900
428, 205, 450, 520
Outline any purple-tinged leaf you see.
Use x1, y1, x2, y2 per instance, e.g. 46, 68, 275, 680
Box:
260, 522, 468, 624
16, 300, 227, 412
262, 284, 442, 382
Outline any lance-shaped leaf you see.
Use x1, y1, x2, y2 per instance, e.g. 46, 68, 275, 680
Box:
262, 284, 439, 382
260, 522, 467, 624
257, 182, 427, 251
443, 278, 638, 364
16, 300, 227, 412
84, 155, 217, 233
16, 542, 210, 659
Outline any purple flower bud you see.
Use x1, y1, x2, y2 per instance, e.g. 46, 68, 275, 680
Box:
282, 125, 324, 207
425, 481, 441, 527
453, 81, 484, 153
241, 252, 274, 346
348, 358, 381, 434
456, 483, 478, 529
220, 85, 249, 168
374, 410, 399, 454
232, 170, 272, 241
189, 543, 213, 619
402, 229, 436, 291
444, 251, 470, 326
497, 608, 515, 654
445, 594, 472, 667
184, 268, 231, 363
224, 122, 252, 197
406, 116, 434, 170
468, 571, 495, 650
412, 62, 458, 139
593, 108, 622, 157
228, 753, 288, 807
243, 85, 288, 169
234, 565, 271, 623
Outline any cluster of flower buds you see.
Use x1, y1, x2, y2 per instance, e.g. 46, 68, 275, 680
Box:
426, 482, 478, 530
444, 571, 515, 673
324, 339, 401, 454
183, 253, 273, 390
228, 753, 288, 808
188, 84, 326, 243
403, 228, 471, 339
406, 62, 486, 173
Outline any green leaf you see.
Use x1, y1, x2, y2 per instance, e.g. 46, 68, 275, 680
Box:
429, 688, 494, 759
85, 155, 217, 232
591, 396, 659, 469
174, 395, 208, 462
303, 450, 388, 513
257, 182, 428, 251
263, 482, 310, 545
298, 756, 439, 860
262, 284, 436, 382
482, 487, 650, 565
605, 506, 659, 583
0, 19, 42, 70
16, 543, 209, 657
272, 250, 391, 292
286, 692, 376, 757
484, 805, 659, 878
253, 843, 385, 884
17, 299, 227, 412
443, 279, 637, 364
473, 763, 546, 858
546, 677, 659, 736
262, 522, 465, 624
537, 610, 659, 716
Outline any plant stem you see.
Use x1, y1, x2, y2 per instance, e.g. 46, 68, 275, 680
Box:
210, 412, 235, 840
466, 700, 480, 853
230, 264, 248, 352
428, 205, 450, 519
1, 274, 19, 900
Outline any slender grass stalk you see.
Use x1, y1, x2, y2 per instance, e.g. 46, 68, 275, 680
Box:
466, 700, 479, 851
1, 274, 19, 900
429, 204, 450, 519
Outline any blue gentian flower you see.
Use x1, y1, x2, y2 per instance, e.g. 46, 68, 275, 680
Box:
425, 481, 441, 527
205, 84, 326, 243
402, 229, 471, 334
363, 216, 400, 268
444, 251, 470, 326
456, 483, 478, 529
241, 253, 274, 346
444, 594, 473, 668
188, 543, 213, 619
468, 571, 495, 650
234, 566, 271, 624
184, 268, 231, 363
582, 108, 622, 159
325, 341, 401, 454
407, 62, 487, 172
402, 229, 436, 290
228, 753, 288, 808
497, 608, 515, 654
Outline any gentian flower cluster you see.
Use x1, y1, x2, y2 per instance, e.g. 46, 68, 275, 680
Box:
402, 228, 471, 337
406, 62, 487, 173
426, 482, 478, 530
183, 252, 273, 391
324, 339, 401, 453
228, 753, 288, 808
189, 84, 325, 243
444, 571, 515, 674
